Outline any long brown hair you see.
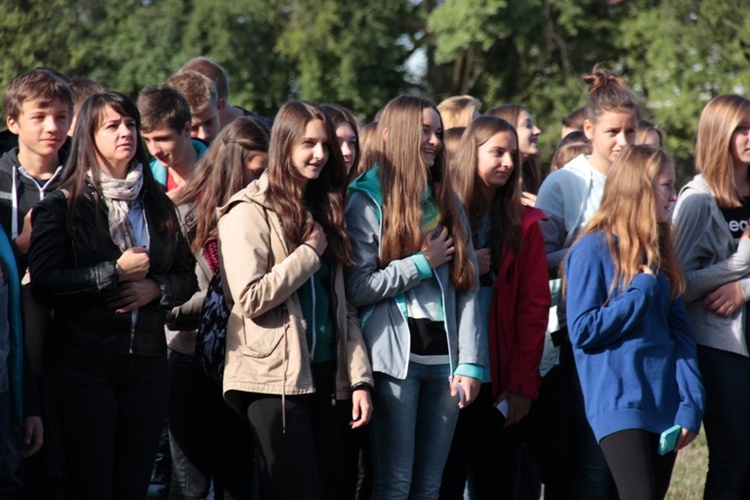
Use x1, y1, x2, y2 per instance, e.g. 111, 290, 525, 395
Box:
172, 116, 270, 253
452, 116, 522, 269
695, 94, 750, 209
266, 101, 353, 265
59, 91, 177, 237
485, 104, 542, 195
565, 145, 684, 299
373, 95, 476, 292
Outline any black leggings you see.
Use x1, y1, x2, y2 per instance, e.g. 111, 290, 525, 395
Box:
599, 429, 677, 500
240, 362, 351, 500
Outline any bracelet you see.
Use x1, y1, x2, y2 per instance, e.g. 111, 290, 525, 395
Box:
115, 261, 123, 276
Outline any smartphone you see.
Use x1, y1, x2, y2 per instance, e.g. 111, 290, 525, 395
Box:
658, 424, 682, 455
455, 381, 466, 406
495, 399, 510, 418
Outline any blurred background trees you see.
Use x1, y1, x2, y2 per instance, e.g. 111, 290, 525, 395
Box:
1, 0, 748, 178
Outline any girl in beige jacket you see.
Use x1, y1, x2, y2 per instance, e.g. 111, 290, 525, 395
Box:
217, 100, 373, 499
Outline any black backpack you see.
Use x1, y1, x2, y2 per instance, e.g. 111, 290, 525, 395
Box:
195, 270, 230, 384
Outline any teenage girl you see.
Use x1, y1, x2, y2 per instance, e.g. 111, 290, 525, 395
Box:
217, 101, 374, 499
345, 95, 482, 499
672, 94, 750, 498
167, 116, 270, 498
534, 67, 640, 497
485, 104, 542, 205
440, 116, 550, 498
321, 104, 360, 176
565, 144, 704, 500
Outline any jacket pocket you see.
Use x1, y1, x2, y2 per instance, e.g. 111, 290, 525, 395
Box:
240, 306, 289, 379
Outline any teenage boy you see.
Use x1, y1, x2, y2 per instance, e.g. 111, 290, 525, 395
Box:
179, 57, 272, 130
138, 85, 207, 194
0, 67, 70, 496
1, 68, 72, 271
167, 71, 221, 145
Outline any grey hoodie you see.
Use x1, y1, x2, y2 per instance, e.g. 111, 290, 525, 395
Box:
672, 174, 750, 356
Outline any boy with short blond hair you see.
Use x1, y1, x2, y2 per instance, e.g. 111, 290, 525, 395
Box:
167, 71, 221, 145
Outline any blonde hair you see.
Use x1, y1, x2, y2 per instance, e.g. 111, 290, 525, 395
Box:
442, 126, 466, 171
451, 116, 522, 268
695, 94, 750, 209
438, 95, 481, 129
566, 145, 684, 298
374, 95, 476, 292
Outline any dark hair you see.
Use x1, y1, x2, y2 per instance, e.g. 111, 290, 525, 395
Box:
562, 106, 586, 131
266, 101, 353, 265
137, 85, 192, 133
452, 116, 522, 266
70, 78, 106, 117
485, 103, 542, 195
321, 104, 360, 180
4, 68, 73, 120
59, 91, 177, 237
172, 116, 271, 253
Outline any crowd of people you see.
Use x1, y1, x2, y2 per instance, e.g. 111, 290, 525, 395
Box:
0, 57, 747, 500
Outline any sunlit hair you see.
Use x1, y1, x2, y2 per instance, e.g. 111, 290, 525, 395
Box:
485, 103, 542, 195
266, 101, 353, 265
172, 116, 270, 253
549, 130, 592, 173
168, 71, 218, 113
321, 104, 360, 181
180, 57, 230, 100
442, 126, 465, 170
438, 95, 482, 129
373, 95, 476, 292
4, 68, 73, 120
565, 144, 684, 299
451, 117, 522, 270
582, 66, 639, 124
59, 92, 177, 236
695, 94, 750, 209
349, 120, 378, 184
636, 119, 665, 148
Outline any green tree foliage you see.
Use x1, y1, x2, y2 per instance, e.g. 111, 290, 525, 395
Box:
1, 0, 748, 178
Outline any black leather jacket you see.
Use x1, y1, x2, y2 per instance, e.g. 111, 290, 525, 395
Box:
29, 187, 197, 357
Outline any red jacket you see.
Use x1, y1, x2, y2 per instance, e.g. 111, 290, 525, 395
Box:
488, 206, 551, 399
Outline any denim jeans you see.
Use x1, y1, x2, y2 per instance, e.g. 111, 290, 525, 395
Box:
698, 345, 750, 499
370, 363, 459, 500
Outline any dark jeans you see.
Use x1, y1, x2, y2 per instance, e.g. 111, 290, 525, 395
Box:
167, 351, 254, 499
698, 345, 750, 499
599, 429, 676, 500
55, 352, 168, 499
239, 361, 350, 500
440, 383, 533, 500
563, 342, 618, 499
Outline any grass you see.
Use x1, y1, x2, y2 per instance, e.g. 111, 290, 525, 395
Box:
666, 431, 708, 499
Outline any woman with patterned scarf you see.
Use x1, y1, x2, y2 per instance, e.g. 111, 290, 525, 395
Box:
28, 91, 196, 498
